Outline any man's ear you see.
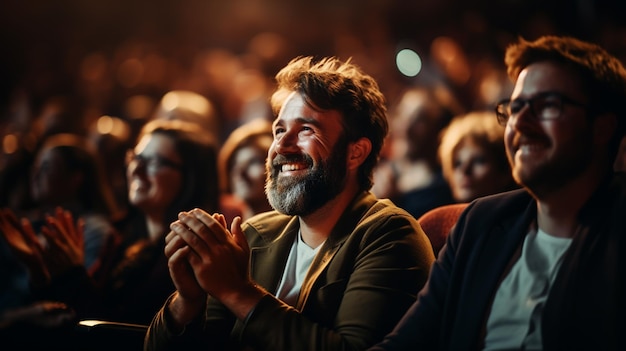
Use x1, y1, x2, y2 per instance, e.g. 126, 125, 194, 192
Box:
348, 137, 372, 170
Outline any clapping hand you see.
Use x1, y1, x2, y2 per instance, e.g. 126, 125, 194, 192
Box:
172, 209, 250, 300
40, 207, 85, 278
165, 209, 263, 324
0, 207, 85, 287
163, 212, 226, 326
0, 208, 49, 285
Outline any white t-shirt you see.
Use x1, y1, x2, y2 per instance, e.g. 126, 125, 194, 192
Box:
483, 227, 572, 350
275, 231, 323, 307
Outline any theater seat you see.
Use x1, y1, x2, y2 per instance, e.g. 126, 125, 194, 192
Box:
73, 319, 148, 351
417, 203, 468, 256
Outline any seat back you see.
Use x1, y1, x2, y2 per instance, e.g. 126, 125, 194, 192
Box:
417, 203, 468, 256
73, 320, 148, 351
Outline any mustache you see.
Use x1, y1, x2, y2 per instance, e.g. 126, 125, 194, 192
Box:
271, 153, 314, 168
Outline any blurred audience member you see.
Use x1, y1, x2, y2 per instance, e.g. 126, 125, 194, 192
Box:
218, 118, 273, 221
0, 132, 121, 319
33, 94, 89, 139
372, 86, 461, 218
152, 90, 220, 141
88, 116, 135, 218
0, 89, 42, 212
438, 111, 518, 203
90, 118, 221, 324
0, 134, 118, 309
28, 134, 122, 269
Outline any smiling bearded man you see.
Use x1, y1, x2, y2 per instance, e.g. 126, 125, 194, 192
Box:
145, 56, 435, 351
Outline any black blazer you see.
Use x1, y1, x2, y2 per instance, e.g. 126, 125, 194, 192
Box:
371, 173, 626, 351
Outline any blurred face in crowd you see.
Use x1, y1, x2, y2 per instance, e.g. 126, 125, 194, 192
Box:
391, 90, 443, 160
450, 138, 511, 202
126, 133, 183, 218
265, 92, 348, 216
31, 146, 74, 206
230, 135, 272, 208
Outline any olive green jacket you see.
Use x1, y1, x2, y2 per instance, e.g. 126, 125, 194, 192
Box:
144, 191, 435, 351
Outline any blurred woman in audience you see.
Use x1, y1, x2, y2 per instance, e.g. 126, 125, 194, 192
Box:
1, 119, 222, 328
91, 118, 221, 324
0, 133, 121, 313
218, 118, 273, 221
438, 111, 518, 203
28, 133, 122, 270
0, 133, 123, 349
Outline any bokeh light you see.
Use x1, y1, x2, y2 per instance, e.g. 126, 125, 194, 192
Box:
2, 134, 18, 155
396, 49, 422, 77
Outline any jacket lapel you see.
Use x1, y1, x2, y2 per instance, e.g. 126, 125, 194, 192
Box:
250, 217, 300, 294
295, 192, 377, 309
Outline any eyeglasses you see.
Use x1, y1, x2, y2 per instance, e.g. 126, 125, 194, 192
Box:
125, 150, 183, 174
495, 92, 588, 126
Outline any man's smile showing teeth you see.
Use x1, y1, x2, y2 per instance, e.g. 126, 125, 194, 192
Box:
512, 134, 549, 157
281, 163, 306, 172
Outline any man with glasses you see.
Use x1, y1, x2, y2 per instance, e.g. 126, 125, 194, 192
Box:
369, 35, 626, 350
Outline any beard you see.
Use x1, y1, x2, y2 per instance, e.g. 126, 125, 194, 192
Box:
265, 139, 348, 216
514, 149, 591, 197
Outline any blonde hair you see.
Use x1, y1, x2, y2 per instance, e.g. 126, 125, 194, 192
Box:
218, 118, 273, 193
438, 111, 508, 182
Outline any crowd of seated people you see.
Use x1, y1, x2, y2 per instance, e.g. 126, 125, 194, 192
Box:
0, 132, 121, 313
0, 131, 123, 348
2, 33, 624, 351
0, 118, 224, 348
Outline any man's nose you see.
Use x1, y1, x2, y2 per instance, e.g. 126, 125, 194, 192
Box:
274, 130, 298, 154
509, 103, 535, 129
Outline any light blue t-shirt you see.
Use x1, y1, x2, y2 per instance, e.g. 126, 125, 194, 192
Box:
275, 231, 323, 307
484, 227, 572, 350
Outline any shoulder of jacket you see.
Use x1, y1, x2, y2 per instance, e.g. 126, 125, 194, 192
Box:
242, 211, 294, 242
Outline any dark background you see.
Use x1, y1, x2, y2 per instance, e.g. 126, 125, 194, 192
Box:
1, 0, 625, 126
